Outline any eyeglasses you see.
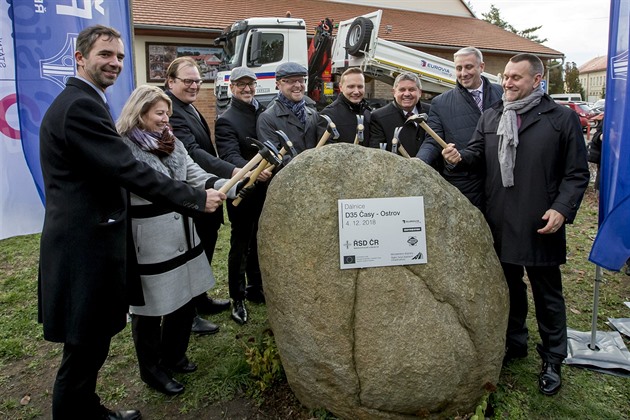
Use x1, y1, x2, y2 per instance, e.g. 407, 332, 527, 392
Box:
232, 81, 257, 89
280, 78, 307, 86
175, 77, 203, 87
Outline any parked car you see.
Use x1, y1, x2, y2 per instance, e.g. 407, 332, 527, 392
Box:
592, 98, 605, 113
555, 100, 598, 132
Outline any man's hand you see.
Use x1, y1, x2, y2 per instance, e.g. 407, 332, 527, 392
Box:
442, 143, 462, 165
257, 168, 273, 182
204, 189, 226, 212
537, 209, 566, 234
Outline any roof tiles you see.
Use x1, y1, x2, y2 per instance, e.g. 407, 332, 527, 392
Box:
132, 0, 562, 57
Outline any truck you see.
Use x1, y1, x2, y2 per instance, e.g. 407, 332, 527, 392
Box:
213, 10, 500, 113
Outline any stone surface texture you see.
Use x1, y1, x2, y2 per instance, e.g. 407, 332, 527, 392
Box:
258, 144, 508, 419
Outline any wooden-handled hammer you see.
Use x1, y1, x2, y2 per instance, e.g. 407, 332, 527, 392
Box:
406, 113, 448, 149
316, 114, 340, 148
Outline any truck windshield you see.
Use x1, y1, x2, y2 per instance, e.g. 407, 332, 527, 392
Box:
224, 32, 245, 67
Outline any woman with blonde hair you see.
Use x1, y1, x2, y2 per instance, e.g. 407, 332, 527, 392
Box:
117, 85, 241, 395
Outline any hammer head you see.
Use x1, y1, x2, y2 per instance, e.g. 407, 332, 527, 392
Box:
355, 115, 365, 143
320, 114, 340, 139
275, 130, 298, 157
262, 140, 283, 167
249, 137, 283, 167
406, 113, 428, 124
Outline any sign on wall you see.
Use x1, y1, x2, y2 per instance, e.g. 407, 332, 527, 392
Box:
146, 43, 224, 82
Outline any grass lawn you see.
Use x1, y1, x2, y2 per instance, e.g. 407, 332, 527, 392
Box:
1, 185, 629, 419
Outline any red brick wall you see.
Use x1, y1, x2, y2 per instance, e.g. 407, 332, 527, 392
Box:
195, 87, 217, 134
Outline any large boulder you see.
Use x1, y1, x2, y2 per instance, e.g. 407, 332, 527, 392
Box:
258, 144, 508, 419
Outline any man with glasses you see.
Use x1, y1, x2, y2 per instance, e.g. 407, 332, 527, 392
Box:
257, 62, 322, 154
165, 57, 235, 335
215, 67, 271, 324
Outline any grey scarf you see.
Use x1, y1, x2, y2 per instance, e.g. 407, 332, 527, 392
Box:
497, 87, 544, 187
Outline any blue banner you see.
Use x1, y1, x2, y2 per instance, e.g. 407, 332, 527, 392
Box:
589, 0, 630, 270
9, 0, 135, 203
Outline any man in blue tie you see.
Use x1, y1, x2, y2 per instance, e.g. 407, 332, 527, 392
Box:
417, 47, 502, 211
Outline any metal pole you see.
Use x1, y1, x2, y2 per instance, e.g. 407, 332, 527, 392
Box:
588, 265, 603, 350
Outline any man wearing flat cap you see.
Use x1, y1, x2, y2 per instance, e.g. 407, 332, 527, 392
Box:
257, 62, 323, 154
215, 67, 270, 325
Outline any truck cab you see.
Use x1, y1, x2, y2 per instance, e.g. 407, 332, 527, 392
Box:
214, 17, 308, 113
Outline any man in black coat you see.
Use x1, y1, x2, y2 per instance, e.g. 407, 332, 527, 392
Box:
215, 67, 270, 325
38, 25, 225, 420
443, 54, 589, 396
165, 57, 233, 334
257, 62, 323, 154
369, 72, 430, 157
320, 67, 371, 145
417, 47, 503, 210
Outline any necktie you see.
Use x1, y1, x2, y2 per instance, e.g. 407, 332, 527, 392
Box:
405, 111, 414, 119
189, 104, 202, 122
471, 90, 483, 112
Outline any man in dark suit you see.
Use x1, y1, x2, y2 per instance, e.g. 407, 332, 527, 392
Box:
369, 72, 430, 157
38, 25, 225, 419
164, 57, 234, 334
417, 47, 503, 210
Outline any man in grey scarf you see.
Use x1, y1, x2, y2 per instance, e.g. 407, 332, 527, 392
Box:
442, 53, 589, 396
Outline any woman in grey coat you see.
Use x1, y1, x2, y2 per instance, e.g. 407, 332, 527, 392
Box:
116, 85, 240, 396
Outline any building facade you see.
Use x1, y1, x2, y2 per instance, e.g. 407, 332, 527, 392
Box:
578, 56, 607, 103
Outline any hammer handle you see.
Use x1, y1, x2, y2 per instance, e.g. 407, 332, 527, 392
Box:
316, 130, 331, 148
398, 143, 411, 159
419, 121, 448, 149
232, 148, 287, 206
218, 154, 263, 195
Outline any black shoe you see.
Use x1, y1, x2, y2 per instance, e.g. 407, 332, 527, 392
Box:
539, 362, 562, 396
164, 357, 198, 374
245, 287, 266, 304
191, 315, 220, 335
101, 406, 142, 420
231, 300, 248, 325
196, 296, 231, 315
502, 346, 528, 366
140, 366, 185, 396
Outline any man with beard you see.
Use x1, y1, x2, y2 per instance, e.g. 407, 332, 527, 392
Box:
38, 25, 225, 419
417, 47, 502, 210
369, 72, 430, 157
320, 67, 371, 145
215, 67, 271, 324
442, 54, 589, 396
257, 62, 322, 154
165, 57, 234, 335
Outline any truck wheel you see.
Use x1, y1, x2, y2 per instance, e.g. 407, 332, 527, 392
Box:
345, 17, 373, 56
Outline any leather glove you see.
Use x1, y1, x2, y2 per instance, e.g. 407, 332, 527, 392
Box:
236, 179, 256, 201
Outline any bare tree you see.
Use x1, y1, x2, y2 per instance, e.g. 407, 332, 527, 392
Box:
482, 4, 548, 44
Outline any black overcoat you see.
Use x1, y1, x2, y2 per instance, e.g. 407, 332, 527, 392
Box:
461, 95, 590, 266
320, 95, 371, 145
166, 91, 235, 179
38, 78, 207, 344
